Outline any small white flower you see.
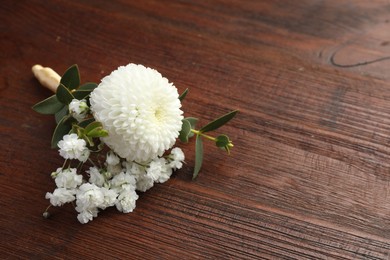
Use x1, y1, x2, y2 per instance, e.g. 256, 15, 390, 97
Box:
106, 151, 120, 165
75, 183, 104, 213
110, 172, 136, 191
54, 168, 82, 189
77, 208, 98, 224
123, 162, 155, 192
58, 134, 90, 162
135, 172, 154, 192
87, 167, 105, 187
78, 149, 90, 163
90, 63, 184, 162
100, 187, 118, 209
156, 164, 173, 183
45, 188, 76, 206
125, 162, 143, 177
169, 147, 185, 170
69, 99, 89, 122
107, 164, 123, 176
115, 190, 139, 213
146, 158, 165, 181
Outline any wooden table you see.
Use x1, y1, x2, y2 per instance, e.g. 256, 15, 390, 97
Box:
1, 1, 389, 258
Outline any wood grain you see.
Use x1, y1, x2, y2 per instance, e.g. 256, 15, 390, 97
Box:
1, 0, 390, 259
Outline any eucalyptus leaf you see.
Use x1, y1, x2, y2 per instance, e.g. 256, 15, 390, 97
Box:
73, 90, 91, 100
179, 119, 192, 143
56, 84, 75, 105
193, 134, 203, 179
51, 116, 75, 148
200, 110, 238, 133
179, 88, 189, 101
73, 82, 98, 100
78, 82, 98, 91
60, 64, 80, 90
32, 95, 63, 115
55, 105, 68, 124
185, 117, 198, 138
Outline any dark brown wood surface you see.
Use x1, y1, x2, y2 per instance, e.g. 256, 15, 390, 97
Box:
1, 0, 390, 259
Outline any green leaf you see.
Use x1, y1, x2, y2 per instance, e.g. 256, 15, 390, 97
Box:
60, 64, 80, 90
215, 134, 232, 154
178, 119, 192, 143
56, 84, 75, 105
83, 135, 94, 147
32, 95, 64, 115
51, 116, 75, 148
73, 125, 85, 137
87, 127, 108, 138
185, 117, 198, 138
78, 118, 95, 128
73, 82, 98, 100
85, 121, 103, 134
200, 110, 238, 133
193, 134, 203, 179
55, 105, 68, 124
215, 134, 230, 148
179, 88, 189, 101
78, 82, 98, 91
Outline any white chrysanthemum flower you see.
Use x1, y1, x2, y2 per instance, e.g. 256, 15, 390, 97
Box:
69, 99, 89, 122
45, 188, 76, 206
169, 147, 185, 170
90, 64, 183, 162
54, 168, 82, 189
58, 134, 90, 162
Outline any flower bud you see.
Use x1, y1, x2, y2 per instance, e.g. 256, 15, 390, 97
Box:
42, 211, 50, 219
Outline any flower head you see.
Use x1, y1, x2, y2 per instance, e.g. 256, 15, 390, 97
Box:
69, 99, 89, 122
146, 158, 166, 181
58, 134, 90, 162
169, 147, 185, 170
90, 64, 183, 162
75, 183, 105, 213
45, 188, 76, 206
54, 168, 83, 189
87, 167, 105, 187
115, 190, 138, 213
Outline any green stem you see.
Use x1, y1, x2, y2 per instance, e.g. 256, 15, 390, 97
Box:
190, 129, 234, 147
88, 158, 97, 167
62, 159, 68, 169
133, 161, 148, 168
191, 129, 216, 142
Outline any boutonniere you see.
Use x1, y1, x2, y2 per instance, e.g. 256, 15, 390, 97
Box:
33, 64, 238, 223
